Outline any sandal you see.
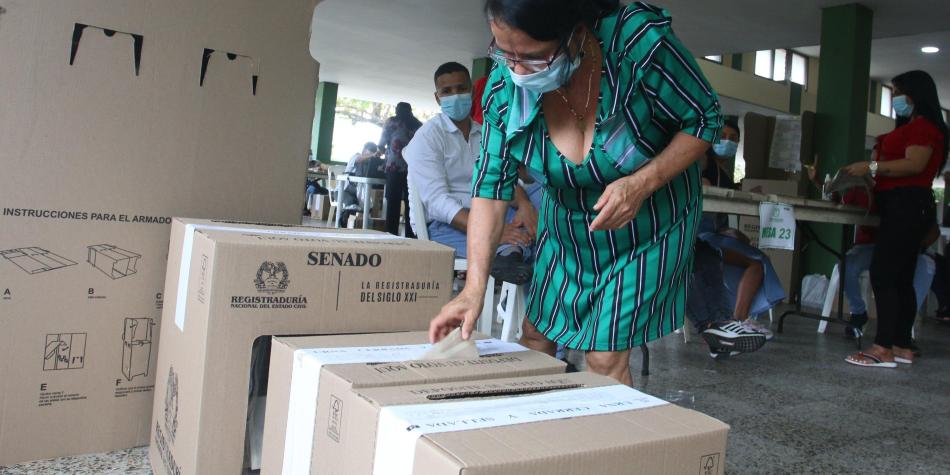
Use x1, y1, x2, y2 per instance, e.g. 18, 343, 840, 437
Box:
845, 352, 897, 368
892, 347, 914, 364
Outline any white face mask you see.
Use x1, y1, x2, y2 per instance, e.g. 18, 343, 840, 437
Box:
508, 52, 582, 94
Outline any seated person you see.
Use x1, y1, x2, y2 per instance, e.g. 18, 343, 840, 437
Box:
305, 160, 329, 215
338, 142, 380, 226
687, 121, 785, 358
405, 62, 541, 283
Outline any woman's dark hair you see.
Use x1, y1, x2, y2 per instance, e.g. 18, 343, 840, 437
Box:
723, 118, 740, 140
892, 70, 949, 170
485, 0, 619, 45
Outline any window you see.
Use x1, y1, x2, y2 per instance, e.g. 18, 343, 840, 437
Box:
755, 49, 809, 87
880, 86, 893, 117
790, 54, 807, 86
773, 49, 787, 81
704, 55, 723, 63
755, 50, 772, 78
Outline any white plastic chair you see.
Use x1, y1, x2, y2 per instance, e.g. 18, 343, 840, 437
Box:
325, 165, 346, 227
409, 179, 505, 337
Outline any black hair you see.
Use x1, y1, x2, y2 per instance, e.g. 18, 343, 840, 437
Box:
391, 102, 422, 131
434, 62, 470, 85
722, 118, 740, 139
395, 102, 412, 119
363, 142, 378, 153
485, 0, 619, 43
892, 70, 949, 171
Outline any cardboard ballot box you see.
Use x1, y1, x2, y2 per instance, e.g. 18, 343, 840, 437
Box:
148, 219, 454, 475
261, 332, 567, 474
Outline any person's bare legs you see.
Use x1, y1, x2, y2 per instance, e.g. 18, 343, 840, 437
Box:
520, 318, 557, 356
722, 250, 763, 320
586, 350, 633, 386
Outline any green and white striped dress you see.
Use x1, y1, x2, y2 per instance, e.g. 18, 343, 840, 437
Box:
473, 3, 722, 351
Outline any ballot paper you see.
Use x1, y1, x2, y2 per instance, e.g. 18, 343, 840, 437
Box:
421, 328, 479, 360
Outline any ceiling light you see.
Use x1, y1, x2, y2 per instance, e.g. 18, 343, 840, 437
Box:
921, 46, 940, 54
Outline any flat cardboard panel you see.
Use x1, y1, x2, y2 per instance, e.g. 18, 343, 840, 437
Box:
0, 0, 321, 464
148, 220, 454, 475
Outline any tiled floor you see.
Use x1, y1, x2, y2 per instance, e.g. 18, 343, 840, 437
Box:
3, 312, 950, 474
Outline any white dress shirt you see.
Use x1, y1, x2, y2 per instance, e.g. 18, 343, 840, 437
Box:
405, 113, 482, 230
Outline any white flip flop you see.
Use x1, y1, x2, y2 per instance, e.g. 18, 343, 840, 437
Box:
845, 352, 897, 368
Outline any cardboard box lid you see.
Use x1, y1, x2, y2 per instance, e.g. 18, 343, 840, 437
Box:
197, 227, 449, 252
357, 372, 730, 475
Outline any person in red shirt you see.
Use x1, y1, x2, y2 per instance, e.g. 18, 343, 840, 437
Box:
470, 76, 488, 125
842, 70, 949, 368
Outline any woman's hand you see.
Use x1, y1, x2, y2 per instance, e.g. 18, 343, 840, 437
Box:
842, 161, 871, 177
590, 173, 652, 231
429, 290, 484, 342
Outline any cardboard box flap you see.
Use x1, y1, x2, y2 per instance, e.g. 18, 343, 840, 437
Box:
331, 351, 565, 389
357, 372, 607, 407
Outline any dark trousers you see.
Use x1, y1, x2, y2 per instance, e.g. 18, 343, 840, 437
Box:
870, 187, 935, 348
385, 170, 415, 238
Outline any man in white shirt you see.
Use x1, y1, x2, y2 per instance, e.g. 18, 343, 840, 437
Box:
405, 62, 542, 282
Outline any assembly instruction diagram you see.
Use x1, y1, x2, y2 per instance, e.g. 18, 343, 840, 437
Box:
88, 244, 140, 279
44, 333, 87, 370
121, 318, 154, 381
1, 247, 78, 274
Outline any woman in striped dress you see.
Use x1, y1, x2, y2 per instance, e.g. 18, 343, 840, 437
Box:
430, 0, 722, 384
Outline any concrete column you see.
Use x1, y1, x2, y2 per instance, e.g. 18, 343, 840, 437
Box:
311, 81, 338, 163
804, 4, 873, 276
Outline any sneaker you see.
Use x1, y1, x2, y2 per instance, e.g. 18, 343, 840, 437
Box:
741, 319, 774, 341
490, 254, 532, 285
702, 320, 767, 354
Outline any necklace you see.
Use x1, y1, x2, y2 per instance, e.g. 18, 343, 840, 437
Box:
555, 39, 596, 130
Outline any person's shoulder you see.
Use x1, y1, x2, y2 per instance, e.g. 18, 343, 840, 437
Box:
407, 115, 448, 148
481, 63, 515, 122
912, 116, 943, 134
417, 114, 448, 135
597, 2, 672, 55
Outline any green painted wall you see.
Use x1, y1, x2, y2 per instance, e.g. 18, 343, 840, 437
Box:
471, 57, 491, 82
312, 81, 338, 162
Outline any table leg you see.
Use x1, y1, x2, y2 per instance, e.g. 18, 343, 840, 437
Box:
362, 186, 370, 229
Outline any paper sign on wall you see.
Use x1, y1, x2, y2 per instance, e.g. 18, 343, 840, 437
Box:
758, 202, 796, 250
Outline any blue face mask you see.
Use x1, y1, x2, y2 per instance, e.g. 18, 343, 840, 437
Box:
892, 95, 914, 118
439, 93, 472, 122
508, 52, 582, 94
713, 139, 738, 157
